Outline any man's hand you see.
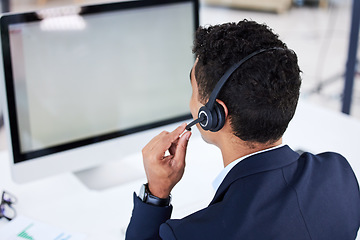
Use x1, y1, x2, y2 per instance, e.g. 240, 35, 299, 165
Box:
142, 123, 192, 199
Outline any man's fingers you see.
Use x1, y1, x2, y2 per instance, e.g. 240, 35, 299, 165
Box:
143, 123, 187, 161
166, 123, 187, 142
157, 123, 187, 152
169, 138, 180, 156
174, 131, 192, 165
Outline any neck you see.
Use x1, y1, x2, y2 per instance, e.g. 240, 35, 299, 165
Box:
218, 133, 283, 167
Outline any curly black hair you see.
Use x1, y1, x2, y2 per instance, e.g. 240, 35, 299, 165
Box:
193, 20, 302, 144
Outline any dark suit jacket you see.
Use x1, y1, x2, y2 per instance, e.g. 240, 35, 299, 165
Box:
126, 145, 360, 240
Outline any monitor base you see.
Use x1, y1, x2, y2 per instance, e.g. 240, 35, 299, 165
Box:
74, 155, 145, 191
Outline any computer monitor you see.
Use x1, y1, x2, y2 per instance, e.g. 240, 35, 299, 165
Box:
0, 0, 199, 188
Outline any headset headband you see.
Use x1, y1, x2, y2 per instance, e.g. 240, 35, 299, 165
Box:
206, 47, 285, 110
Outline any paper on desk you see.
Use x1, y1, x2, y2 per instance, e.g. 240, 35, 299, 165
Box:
0, 215, 86, 240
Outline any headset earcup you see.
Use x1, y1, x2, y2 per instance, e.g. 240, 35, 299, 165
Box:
210, 102, 225, 132
198, 102, 225, 132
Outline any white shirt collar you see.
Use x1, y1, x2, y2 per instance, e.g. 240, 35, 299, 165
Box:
212, 144, 285, 192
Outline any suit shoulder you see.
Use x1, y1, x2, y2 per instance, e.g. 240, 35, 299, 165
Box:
300, 151, 351, 169
294, 151, 359, 194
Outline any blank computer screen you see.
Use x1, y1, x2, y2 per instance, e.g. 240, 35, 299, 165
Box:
5, 1, 195, 156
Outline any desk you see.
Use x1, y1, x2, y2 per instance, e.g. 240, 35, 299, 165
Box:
0, 100, 359, 240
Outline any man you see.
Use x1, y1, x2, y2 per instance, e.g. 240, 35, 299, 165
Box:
126, 20, 360, 239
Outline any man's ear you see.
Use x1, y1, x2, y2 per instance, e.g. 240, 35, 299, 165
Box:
216, 99, 228, 119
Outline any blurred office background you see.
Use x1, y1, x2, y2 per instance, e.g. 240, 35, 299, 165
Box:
0, 0, 359, 150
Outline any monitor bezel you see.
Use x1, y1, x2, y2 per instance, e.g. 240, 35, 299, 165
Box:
1, 0, 199, 164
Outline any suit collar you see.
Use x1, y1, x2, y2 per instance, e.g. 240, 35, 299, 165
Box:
210, 145, 299, 205
212, 144, 286, 192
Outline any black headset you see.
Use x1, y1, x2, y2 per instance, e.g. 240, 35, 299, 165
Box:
186, 47, 285, 132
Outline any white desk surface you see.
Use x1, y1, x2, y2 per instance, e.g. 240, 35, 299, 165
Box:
0, 100, 359, 240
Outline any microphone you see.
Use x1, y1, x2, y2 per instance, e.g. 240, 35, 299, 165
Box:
185, 114, 206, 131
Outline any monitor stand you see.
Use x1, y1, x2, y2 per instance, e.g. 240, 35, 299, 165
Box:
74, 153, 146, 191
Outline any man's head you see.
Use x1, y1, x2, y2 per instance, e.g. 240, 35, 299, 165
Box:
190, 20, 301, 145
